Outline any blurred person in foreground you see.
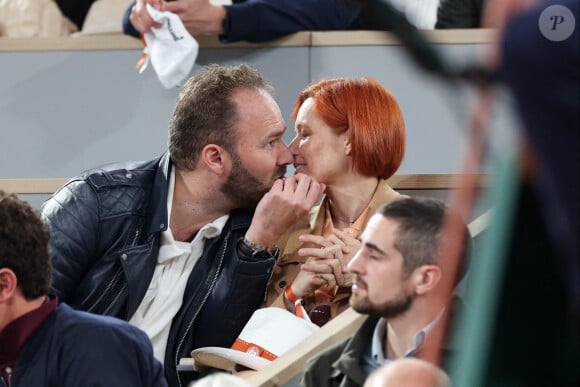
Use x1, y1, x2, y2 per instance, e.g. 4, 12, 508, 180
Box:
364, 358, 450, 387
454, 0, 578, 385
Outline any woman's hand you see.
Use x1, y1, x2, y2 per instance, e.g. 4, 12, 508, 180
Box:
290, 231, 361, 298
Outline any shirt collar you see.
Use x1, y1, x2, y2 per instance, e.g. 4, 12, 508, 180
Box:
0, 295, 58, 365
322, 200, 370, 239
410, 306, 446, 354
166, 166, 177, 220
159, 168, 229, 262
371, 317, 389, 364
370, 307, 446, 364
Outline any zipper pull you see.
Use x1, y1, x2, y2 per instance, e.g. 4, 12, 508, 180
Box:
5, 366, 12, 387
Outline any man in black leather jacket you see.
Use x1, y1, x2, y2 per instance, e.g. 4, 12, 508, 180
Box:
41, 64, 325, 387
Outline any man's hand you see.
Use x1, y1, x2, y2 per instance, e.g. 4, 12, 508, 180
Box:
163, 0, 227, 35
245, 174, 325, 251
129, 0, 163, 34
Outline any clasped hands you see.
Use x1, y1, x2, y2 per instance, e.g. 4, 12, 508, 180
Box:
290, 230, 361, 299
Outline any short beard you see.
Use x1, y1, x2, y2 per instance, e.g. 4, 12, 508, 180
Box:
220, 149, 283, 208
350, 288, 414, 319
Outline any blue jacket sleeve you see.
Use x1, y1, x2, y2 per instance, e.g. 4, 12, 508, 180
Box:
123, 1, 140, 38
122, 0, 364, 42
222, 0, 363, 42
59, 310, 168, 387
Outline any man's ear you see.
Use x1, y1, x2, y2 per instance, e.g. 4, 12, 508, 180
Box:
0, 268, 17, 301
411, 265, 441, 295
201, 144, 230, 176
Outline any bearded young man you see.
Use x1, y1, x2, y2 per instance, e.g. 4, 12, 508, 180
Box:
41, 64, 325, 387
301, 197, 469, 387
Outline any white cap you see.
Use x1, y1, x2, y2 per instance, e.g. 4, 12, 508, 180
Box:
191, 307, 319, 371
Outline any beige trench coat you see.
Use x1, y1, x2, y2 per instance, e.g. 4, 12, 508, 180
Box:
264, 179, 402, 320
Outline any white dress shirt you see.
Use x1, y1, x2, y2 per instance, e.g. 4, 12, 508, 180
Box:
129, 168, 229, 364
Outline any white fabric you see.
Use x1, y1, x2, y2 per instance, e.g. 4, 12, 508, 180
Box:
129, 168, 229, 364
389, 0, 440, 29
138, 3, 198, 88
192, 308, 320, 371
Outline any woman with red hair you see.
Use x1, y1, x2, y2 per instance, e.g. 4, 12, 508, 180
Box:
265, 77, 406, 326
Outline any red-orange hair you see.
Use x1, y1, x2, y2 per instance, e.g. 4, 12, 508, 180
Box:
292, 78, 406, 180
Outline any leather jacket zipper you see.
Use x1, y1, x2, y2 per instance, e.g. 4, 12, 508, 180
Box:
131, 229, 140, 247
3, 366, 11, 387
173, 236, 228, 387
86, 267, 123, 313
101, 283, 126, 315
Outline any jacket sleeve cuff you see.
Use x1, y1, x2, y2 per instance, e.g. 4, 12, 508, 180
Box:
219, 4, 261, 43
122, 1, 141, 38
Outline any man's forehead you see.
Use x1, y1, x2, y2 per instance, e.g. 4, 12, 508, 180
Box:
363, 214, 398, 239
232, 86, 274, 104
360, 215, 401, 256
233, 88, 281, 117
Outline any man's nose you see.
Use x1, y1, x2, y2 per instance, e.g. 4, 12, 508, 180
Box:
347, 251, 362, 274
279, 143, 293, 165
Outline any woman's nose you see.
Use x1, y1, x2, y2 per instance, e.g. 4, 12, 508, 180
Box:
288, 136, 299, 154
